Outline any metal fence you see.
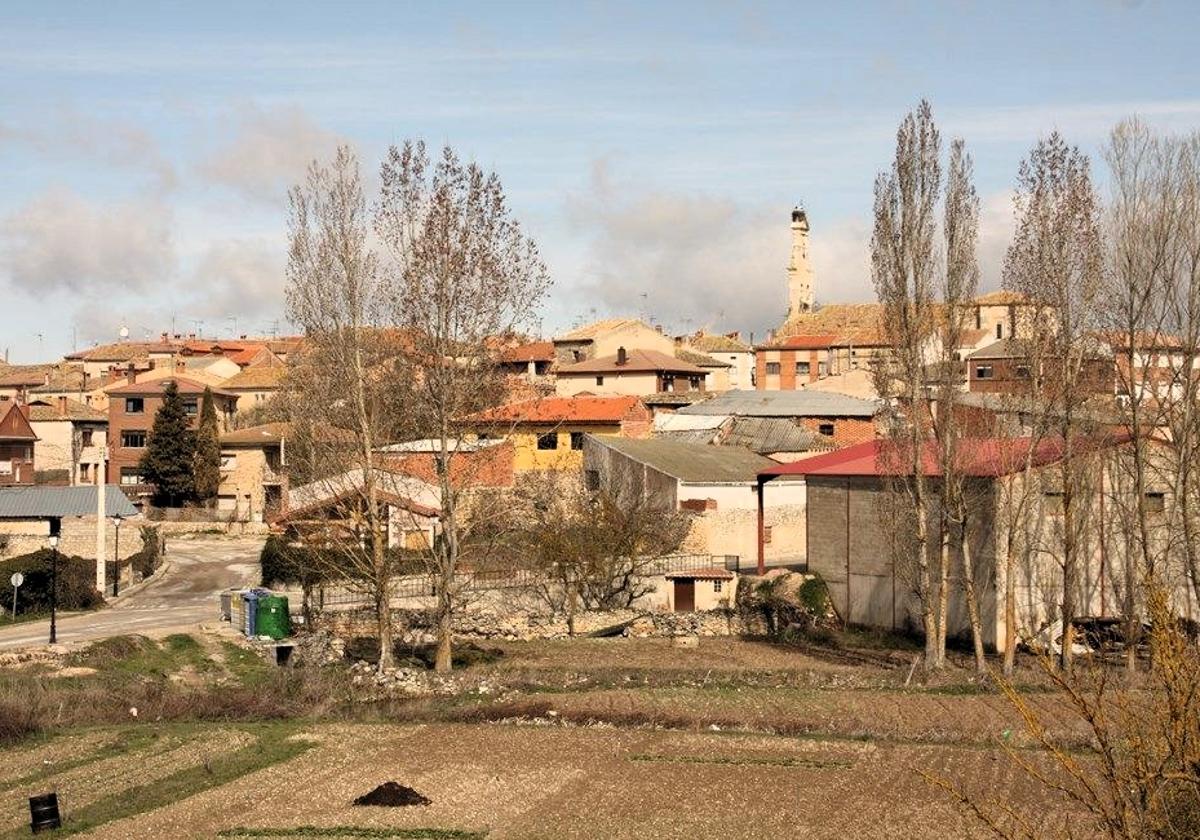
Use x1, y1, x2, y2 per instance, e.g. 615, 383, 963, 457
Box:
307, 553, 742, 610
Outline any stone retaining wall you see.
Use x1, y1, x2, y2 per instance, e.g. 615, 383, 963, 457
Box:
319, 603, 746, 643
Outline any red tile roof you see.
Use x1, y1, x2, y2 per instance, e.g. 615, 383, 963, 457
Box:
761, 432, 1137, 480
558, 349, 706, 375
469, 395, 647, 425
775, 334, 838, 350
500, 341, 555, 364
105, 376, 237, 398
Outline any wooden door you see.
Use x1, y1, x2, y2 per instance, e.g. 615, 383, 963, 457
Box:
674, 579, 695, 612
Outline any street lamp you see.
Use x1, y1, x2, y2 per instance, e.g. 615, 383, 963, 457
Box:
110, 514, 124, 597
47, 533, 59, 645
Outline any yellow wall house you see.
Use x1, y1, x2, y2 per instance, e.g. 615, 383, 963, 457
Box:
218, 422, 288, 522
467, 395, 652, 471
221, 364, 286, 413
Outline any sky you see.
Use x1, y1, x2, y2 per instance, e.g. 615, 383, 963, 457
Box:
3, 0, 1200, 362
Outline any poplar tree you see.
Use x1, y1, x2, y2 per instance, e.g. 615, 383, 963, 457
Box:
193, 386, 221, 503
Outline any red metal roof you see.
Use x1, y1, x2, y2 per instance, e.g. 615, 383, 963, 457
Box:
760, 432, 1137, 480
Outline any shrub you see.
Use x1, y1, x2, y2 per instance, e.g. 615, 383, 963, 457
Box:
0, 549, 107, 615
129, 525, 163, 578
0, 697, 41, 745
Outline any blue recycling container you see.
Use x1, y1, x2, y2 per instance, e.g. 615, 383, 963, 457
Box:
242, 588, 271, 636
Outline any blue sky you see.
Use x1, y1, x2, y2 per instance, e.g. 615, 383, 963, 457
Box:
2, 0, 1200, 362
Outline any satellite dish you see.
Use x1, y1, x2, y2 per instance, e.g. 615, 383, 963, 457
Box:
118, 326, 130, 339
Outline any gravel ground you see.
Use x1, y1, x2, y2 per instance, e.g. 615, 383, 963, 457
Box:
3, 728, 253, 832
77, 722, 1074, 839
0, 732, 120, 786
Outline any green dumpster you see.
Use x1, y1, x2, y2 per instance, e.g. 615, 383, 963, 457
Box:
254, 595, 291, 640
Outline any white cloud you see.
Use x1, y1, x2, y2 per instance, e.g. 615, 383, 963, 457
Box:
563, 163, 1015, 338
564, 162, 880, 339
187, 238, 286, 324
0, 109, 176, 192
200, 104, 345, 204
1, 188, 174, 294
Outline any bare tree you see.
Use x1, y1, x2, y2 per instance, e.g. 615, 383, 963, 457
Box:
1003, 133, 1105, 673
515, 472, 691, 632
375, 141, 550, 672
871, 101, 981, 669
284, 146, 406, 671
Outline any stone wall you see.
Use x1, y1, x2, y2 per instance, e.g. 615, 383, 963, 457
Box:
155, 520, 270, 537
318, 602, 745, 643
0, 516, 148, 562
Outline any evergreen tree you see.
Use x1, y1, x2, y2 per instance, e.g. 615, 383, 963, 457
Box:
139, 381, 196, 506
193, 386, 221, 503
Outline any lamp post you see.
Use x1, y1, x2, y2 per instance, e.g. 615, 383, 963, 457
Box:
110, 514, 124, 597
48, 534, 59, 645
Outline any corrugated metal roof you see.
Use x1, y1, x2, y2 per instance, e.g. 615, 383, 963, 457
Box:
653, 414, 729, 432
0, 486, 138, 519
722, 417, 831, 454
676, 389, 879, 418
590, 435, 773, 483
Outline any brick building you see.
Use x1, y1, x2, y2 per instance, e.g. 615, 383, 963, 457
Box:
104, 376, 237, 495
967, 339, 1115, 396
675, 389, 879, 449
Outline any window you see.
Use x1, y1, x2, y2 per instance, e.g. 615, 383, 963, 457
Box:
220, 454, 238, 472
1044, 491, 1064, 513
688, 376, 702, 390
125, 397, 144, 414
595, 375, 604, 386
1145, 492, 1166, 513
121, 430, 147, 448
536, 432, 558, 451
572, 349, 583, 362
818, 422, 835, 437
1015, 364, 1031, 379
584, 469, 600, 492
796, 361, 811, 376
120, 467, 143, 486
80, 429, 93, 447
765, 362, 781, 376
570, 432, 585, 451
183, 399, 198, 417
662, 375, 675, 392
817, 362, 828, 377
975, 309, 982, 330
79, 463, 90, 481
713, 580, 723, 593
996, 323, 1003, 339
975, 365, 994, 380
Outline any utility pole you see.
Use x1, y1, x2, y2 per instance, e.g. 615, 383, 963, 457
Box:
96, 446, 107, 594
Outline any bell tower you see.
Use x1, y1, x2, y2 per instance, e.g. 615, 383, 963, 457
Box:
787, 206, 814, 318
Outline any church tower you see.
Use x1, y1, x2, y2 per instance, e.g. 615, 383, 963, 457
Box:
786, 206, 814, 318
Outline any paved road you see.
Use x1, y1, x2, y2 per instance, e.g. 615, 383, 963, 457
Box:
0, 535, 264, 649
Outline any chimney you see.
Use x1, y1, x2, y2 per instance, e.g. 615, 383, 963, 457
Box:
616, 346, 627, 366
57, 396, 67, 417
160, 332, 169, 342
126, 362, 137, 384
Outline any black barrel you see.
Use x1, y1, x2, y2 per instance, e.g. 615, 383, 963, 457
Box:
29, 792, 61, 833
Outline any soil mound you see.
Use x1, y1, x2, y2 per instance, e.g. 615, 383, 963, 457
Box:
352, 781, 431, 807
